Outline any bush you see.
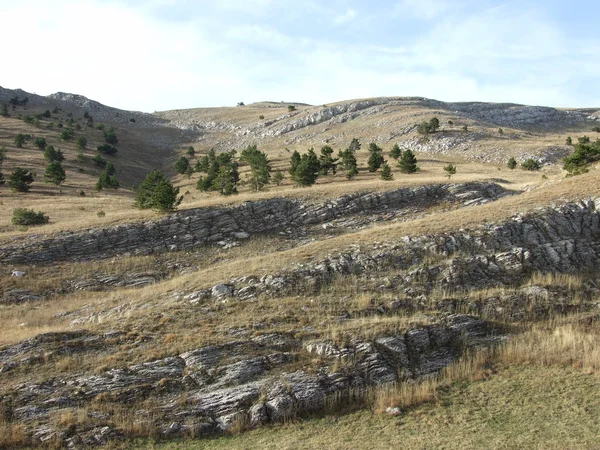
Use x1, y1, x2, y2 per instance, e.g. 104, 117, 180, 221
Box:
443, 164, 457, 179
593, 126, 600, 133
521, 159, 541, 171
417, 117, 440, 135
136, 170, 182, 211
8, 168, 35, 192
14, 134, 30, 148
288, 105, 296, 112
186, 146, 195, 156
34, 137, 47, 150
44, 146, 65, 163
566, 136, 573, 145
76, 135, 87, 150
59, 128, 75, 141
272, 170, 284, 186
97, 144, 118, 155
507, 157, 517, 169
0, 146, 6, 164
104, 127, 118, 145
12, 208, 49, 225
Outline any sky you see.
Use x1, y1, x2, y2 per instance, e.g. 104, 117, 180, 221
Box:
1, 0, 599, 112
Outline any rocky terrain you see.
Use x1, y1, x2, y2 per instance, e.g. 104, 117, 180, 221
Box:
2, 86, 600, 448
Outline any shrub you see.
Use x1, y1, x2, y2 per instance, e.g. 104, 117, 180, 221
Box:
34, 137, 47, 150
103, 127, 118, 145
443, 164, 457, 179
186, 146, 195, 156
521, 158, 541, 171
593, 126, 600, 133
288, 105, 296, 112
498, 128, 504, 135
12, 208, 49, 225
417, 117, 440, 135
507, 157, 517, 169
96, 123, 105, 131
76, 136, 87, 150
578, 136, 591, 144
44, 146, 65, 163
8, 168, 35, 192
59, 128, 75, 141
97, 210, 106, 217
14, 134, 30, 148
272, 170, 284, 186
348, 138, 361, 152
566, 136, 573, 145
0, 146, 6, 164
0, 104, 9, 117
97, 144, 117, 155
462, 125, 469, 132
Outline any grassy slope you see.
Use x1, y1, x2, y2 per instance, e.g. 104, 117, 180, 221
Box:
146, 365, 600, 450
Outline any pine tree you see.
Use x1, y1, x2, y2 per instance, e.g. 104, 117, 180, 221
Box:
380, 162, 393, 180
289, 150, 301, 177
44, 161, 66, 185
367, 143, 384, 172
318, 145, 338, 175
398, 150, 418, 173
390, 144, 402, 160
240, 144, 271, 191
8, 167, 35, 192
507, 157, 517, 170
135, 170, 181, 211
293, 148, 320, 186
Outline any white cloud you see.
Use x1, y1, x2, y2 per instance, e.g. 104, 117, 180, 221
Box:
334, 8, 357, 24
394, 0, 453, 19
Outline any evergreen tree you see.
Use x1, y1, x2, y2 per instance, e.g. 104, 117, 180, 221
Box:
44, 161, 66, 185
367, 142, 384, 172
174, 156, 190, 174
240, 144, 271, 191
272, 170, 285, 185
348, 138, 361, 152
135, 170, 181, 211
566, 136, 573, 145
289, 150, 301, 177
390, 143, 402, 160
507, 157, 517, 170
44, 146, 65, 163
338, 148, 358, 179
398, 149, 418, 173
76, 135, 87, 150
380, 162, 393, 180
318, 145, 337, 175
8, 167, 35, 192
293, 148, 320, 186
34, 137, 47, 150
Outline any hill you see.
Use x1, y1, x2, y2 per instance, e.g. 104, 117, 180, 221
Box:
1, 86, 600, 448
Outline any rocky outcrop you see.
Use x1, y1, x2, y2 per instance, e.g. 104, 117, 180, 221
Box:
0, 315, 499, 446
192, 199, 600, 300
0, 182, 507, 265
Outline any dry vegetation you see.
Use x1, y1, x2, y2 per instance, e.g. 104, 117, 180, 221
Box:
2, 92, 600, 448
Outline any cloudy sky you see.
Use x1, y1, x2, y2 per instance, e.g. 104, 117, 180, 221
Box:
2, 0, 598, 111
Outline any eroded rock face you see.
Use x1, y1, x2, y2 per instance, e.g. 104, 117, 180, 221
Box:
0, 315, 497, 446
0, 182, 507, 265
201, 199, 600, 299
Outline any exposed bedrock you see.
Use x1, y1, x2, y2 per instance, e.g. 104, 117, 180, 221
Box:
0, 182, 507, 264
0, 315, 499, 445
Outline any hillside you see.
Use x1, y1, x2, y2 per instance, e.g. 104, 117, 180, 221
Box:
1, 86, 600, 448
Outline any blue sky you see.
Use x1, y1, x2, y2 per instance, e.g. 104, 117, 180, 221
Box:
1, 0, 599, 111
